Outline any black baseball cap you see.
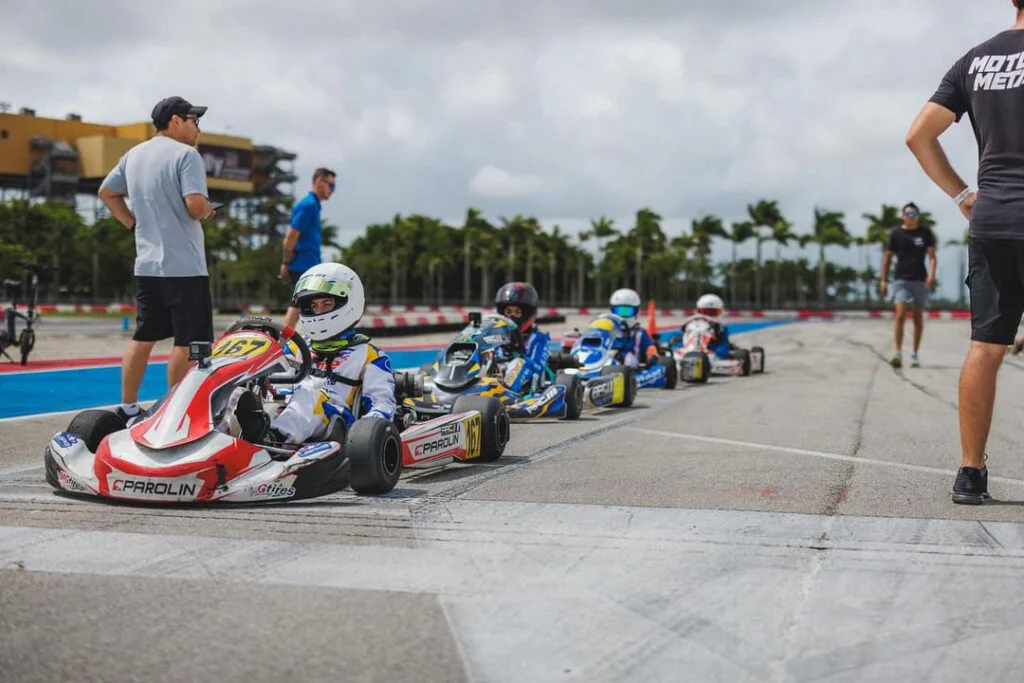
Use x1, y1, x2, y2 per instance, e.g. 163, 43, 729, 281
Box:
151, 96, 207, 130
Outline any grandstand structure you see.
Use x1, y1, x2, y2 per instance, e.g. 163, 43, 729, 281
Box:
0, 102, 298, 234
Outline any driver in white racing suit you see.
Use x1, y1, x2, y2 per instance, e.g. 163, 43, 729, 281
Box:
265, 263, 396, 444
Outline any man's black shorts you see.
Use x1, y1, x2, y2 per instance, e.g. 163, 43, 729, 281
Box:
967, 237, 1024, 345
133, 276, 214, 347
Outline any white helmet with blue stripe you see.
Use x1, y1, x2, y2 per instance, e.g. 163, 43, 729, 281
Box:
609, 288, 642, 327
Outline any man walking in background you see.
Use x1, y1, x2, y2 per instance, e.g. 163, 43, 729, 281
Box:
279, 167, 336, 327
98, 96, 217, 424
878, 202, 937, 368
906, 0, 1024, 504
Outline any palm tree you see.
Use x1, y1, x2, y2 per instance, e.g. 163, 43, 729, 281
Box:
576, 228, 593, 307
770, 220, 797, 309
461, 207, 490, 304
589, 216, 618, 305
747, 199, 785, 309
691, 214, 728, 287
631, 208, 663, 295
811, 208, 850, 308
727, 221, 755, 306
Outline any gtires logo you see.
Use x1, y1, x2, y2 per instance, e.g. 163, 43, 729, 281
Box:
112, 479, 199, 497
58, 470, 88, 493
249, 482, 296, 500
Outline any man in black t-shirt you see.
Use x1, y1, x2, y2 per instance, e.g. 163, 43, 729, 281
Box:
879, 202, 937, 369
906, 0, 1024, 505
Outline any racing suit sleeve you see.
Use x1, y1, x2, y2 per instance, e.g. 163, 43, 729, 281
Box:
636, 327, 659, 363
360, 345, 397, 420
524, 329, 551, 374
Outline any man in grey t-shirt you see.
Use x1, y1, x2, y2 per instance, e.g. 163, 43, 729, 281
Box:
98, 96, 217, 423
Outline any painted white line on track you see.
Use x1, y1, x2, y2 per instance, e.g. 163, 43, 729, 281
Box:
624, 427, 1024, 487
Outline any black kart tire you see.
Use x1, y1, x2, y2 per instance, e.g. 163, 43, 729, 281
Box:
452, 396, 510, 462
659, 355, 678, 389
347, 416, 403, 495
18, 328, 34, 365
66, 409, 127, 453
555, 372, 585, 420
736, 349, 752, 377
751, 346, 766, 374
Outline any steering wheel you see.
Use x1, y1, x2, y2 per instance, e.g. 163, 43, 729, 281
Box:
223, 316, 312, 384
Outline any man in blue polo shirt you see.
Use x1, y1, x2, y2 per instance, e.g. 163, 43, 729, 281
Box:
279, 167, 336, 327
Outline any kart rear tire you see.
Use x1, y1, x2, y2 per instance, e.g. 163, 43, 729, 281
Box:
555, 372, 585, 420
751, 346, 765, 374
600, 365, 636, 408
681, 351, 710, 384
66, 409, 126, 453
736, 349, 752, 377
658, 355, 678, 389
547, 350, 579, 371
452, 396, 510, 462
347, 416, 403, 495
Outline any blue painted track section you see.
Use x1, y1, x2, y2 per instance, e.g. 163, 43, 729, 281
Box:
0, 320, 793, 420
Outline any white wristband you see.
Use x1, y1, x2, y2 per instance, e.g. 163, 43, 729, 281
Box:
953, 187, 973, 206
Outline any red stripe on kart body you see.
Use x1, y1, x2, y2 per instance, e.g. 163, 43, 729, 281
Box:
130, 331, 281, 449
93, 436, 263, 501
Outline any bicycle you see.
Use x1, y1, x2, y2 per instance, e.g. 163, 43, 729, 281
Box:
0, 261, 54, 365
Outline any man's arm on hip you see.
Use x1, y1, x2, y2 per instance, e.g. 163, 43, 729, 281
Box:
906, 102, 969, 198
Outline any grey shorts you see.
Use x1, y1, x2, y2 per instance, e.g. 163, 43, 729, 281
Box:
892, 279, 929, 307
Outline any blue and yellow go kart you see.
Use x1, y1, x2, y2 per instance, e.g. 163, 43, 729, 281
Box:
402, 312, 633, 422
550, 313, 677, 392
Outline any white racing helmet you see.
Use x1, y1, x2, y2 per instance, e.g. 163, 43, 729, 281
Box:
610, 288, 642, 327
292, 263, 365, 341
696, 293, 724, 319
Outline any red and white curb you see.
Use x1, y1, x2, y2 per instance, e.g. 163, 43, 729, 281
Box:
4, 302, 971, 325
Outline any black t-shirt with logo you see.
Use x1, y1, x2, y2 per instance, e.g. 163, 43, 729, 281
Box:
887, 226, 936, 282
930, 29, 1024, 239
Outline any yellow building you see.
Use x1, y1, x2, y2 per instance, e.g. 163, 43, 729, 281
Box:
0, 106, 296, 203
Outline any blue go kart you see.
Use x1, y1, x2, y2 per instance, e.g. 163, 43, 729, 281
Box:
551, 313, 678, 392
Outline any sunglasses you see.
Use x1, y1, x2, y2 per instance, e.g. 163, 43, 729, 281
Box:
903, 210, 919, 217
328, 183, 336, 192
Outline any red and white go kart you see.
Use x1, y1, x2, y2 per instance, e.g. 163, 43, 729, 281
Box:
663, 318, 765, 383
44, 317, 510, 503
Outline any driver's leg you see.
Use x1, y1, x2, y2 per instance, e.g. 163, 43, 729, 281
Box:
121, 277, 170, 420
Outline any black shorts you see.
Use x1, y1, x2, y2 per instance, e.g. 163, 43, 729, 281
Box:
967, 237, 1024, 345
133, 276, 214, 347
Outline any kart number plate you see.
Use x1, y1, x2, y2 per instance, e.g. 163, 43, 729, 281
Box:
465, 413, 482, 459
212, 334, 272, 360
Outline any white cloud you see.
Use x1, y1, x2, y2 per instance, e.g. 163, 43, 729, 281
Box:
469, 165, 546, 198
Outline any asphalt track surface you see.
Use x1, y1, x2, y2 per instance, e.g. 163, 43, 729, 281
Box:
3, 318, 1024, 682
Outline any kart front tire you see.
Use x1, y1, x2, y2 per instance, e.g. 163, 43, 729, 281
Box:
681, 352, 710, 384
751, 346, 765, 374
452, 396, 510, 462
66, 409, 127, 453
736, 349, 752, 377
347, 416, 403, 495
658, 355, 678, 389
555, 372, 585, 420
